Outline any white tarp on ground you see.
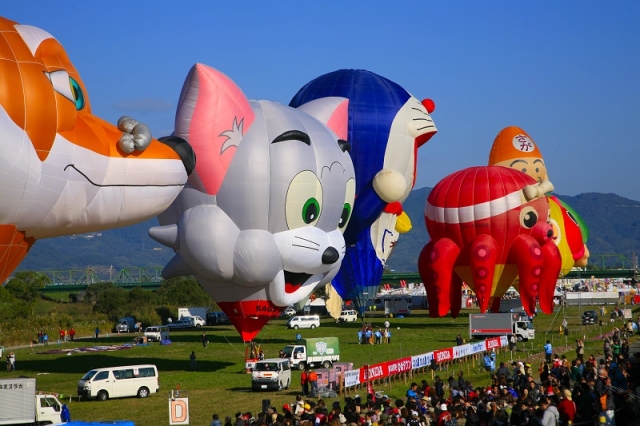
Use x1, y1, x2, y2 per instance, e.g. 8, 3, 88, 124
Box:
565, 292, 620, 305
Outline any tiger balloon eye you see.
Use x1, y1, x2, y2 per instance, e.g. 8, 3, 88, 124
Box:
0, 17, 190, 286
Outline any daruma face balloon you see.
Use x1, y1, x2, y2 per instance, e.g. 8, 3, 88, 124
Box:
418, 166, 561, 317
0, 17, 193, 284
489, 126, 589, 274
290, 70, 437, 312
150, 64, 355, 341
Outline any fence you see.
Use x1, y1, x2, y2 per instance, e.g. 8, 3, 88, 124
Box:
339, 336, 508, 392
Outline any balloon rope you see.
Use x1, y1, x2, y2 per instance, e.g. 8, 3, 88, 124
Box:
223, 335, 246, 356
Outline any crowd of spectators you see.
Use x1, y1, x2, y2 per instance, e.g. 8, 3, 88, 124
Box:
210, 328, 640, 426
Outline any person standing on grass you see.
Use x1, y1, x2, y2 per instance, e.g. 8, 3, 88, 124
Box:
308, 369, 318, 397
576, 339, 584, 361
8, 351, 15, 371
201, 332, 209, 348
455, 334, 463, 346
69, 328, 75, 341
94, 327, 100, 339
301, 368, 309, 396
190, 351, 197, 371
544, 340, 553, 363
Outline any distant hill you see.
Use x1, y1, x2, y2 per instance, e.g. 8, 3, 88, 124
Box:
17, 190, 640, 275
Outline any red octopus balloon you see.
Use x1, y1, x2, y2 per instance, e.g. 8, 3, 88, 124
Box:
418, 166, 561, 317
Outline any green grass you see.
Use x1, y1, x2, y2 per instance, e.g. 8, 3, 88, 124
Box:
3, 306, 635, 426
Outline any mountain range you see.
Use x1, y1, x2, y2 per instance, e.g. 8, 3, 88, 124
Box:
16, 189, 640, 275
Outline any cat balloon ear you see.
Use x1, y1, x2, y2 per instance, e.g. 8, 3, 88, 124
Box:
295, 97, 349, 141
174, 63, 255, 195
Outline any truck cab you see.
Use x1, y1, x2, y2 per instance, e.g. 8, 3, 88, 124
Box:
35, 394, 65, 424
514, 319, 535, 341
251, 359, 291, 391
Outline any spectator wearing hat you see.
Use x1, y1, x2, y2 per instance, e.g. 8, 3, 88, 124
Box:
234, 413, 245, 426
407, 411, 421, 426
437, 404, 452, 426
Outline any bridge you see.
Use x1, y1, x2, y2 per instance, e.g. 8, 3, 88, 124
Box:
40, 266, 164, 292
36, 254, 637, 292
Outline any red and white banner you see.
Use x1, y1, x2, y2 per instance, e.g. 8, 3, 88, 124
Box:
484, 337, 501, 351
343, 336, 509, 388
433, 347, 454, 364
360, 362, 387, 382
386, 357, 412, 375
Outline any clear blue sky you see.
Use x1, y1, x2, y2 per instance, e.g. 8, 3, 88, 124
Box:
6, 2, 640, 199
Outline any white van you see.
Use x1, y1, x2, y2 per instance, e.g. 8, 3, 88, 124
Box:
78, 364, 159, 401
338, 310, 358, 322
251, 358, 291, 391
287, 315, 320, 329
144, 325, 169, 342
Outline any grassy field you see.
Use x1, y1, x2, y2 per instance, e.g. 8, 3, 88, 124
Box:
3, 306, 636, 426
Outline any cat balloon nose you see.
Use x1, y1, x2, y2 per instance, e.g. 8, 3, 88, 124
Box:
322, 247, 340, 264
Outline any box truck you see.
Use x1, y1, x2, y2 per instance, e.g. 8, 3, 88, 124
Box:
282, 337, 340, 370
0, 378, 66, 425
469, 313, 534, 342
178, 307, 208, 320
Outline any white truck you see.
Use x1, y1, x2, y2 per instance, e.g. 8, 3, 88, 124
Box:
184, 315, 206, 328
178, 307, 208, 321
0, 378, 66, 425
469, 313, 535, 342
282, 337, 340, 370
375, 295, 412, 317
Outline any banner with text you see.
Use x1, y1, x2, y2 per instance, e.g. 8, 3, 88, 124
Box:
343, 336, 509, 388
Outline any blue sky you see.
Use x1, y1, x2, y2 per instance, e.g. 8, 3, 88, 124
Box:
6, 2, 640, 199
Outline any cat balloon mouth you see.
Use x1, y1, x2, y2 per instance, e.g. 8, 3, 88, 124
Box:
284, 271, 313, 293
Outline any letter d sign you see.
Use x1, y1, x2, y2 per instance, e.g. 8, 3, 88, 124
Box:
169, 397, 190, 425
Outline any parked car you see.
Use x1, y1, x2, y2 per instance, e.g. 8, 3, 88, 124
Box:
287, 315, 320, 329
338, 310, 358, 322
283, 307, 297, 317
167, 318, 192, 329
582, 310, 598, 325
115, 317, 136, 333
206, 311, 230, 325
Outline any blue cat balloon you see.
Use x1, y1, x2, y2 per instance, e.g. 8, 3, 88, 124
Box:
291, 70, 437, 313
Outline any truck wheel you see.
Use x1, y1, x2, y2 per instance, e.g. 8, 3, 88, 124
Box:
97, 390, 108, 401
278, 382, 283, 391
137, 387, 150, 398
322, 361, 331, 369
298, 362, 306, 371
516, 335, 523, 342
310, 324, 316, 329
293, 325, 299, 329
196, 324, 202, 328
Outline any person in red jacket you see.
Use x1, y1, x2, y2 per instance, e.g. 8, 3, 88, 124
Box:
301, 369, 309, 396
437, 403, 452, 426
557, 389, 576, 424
